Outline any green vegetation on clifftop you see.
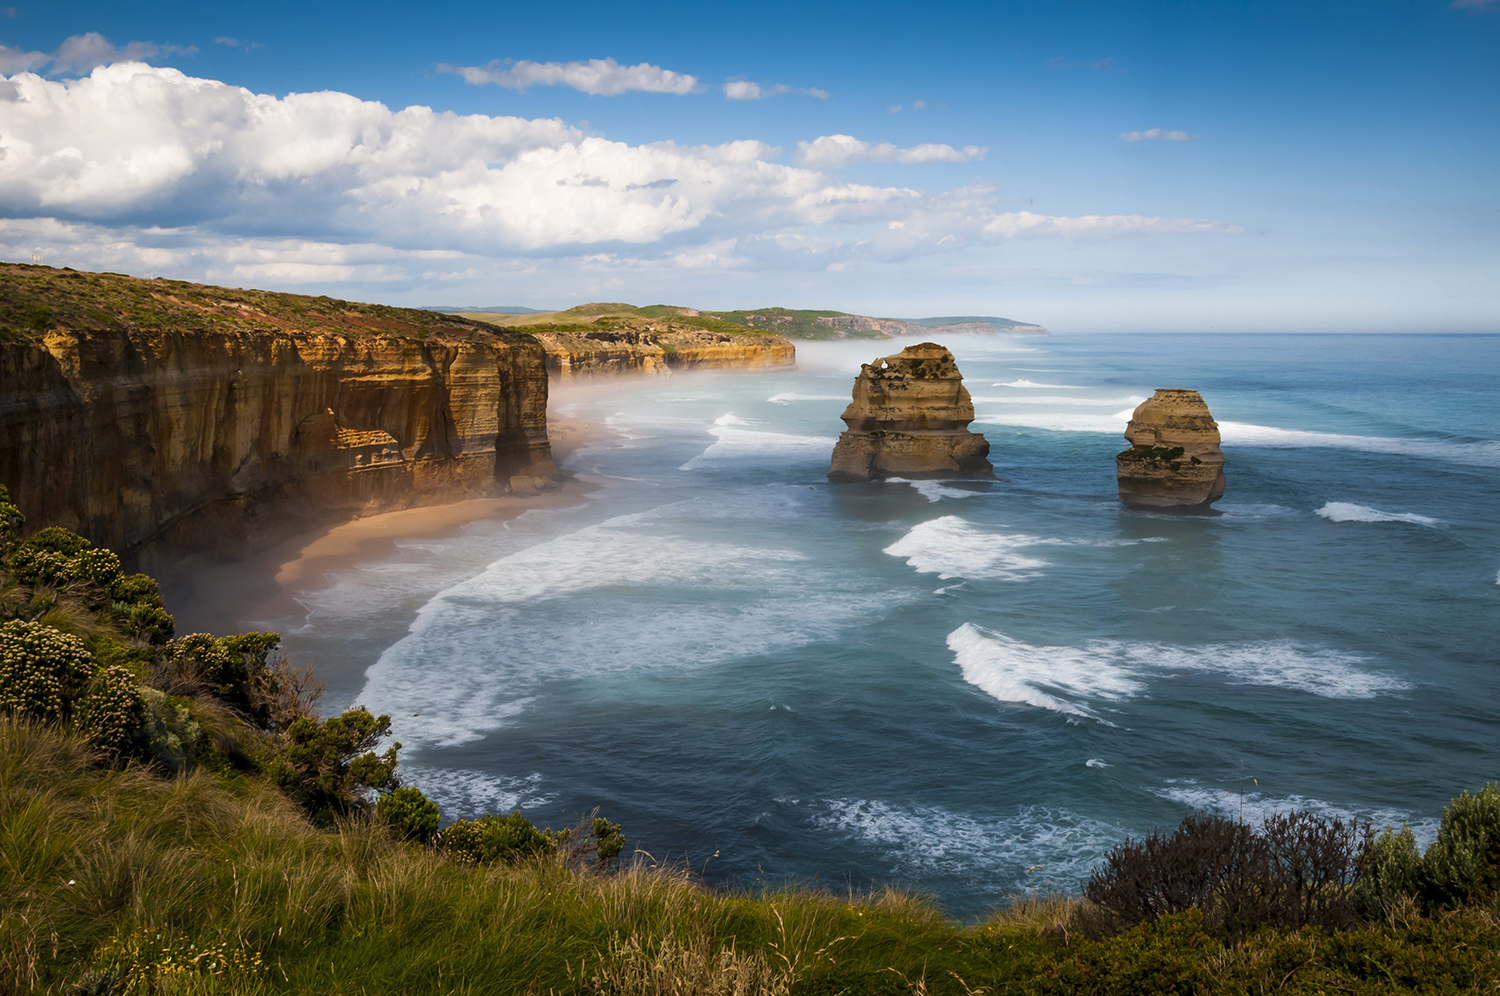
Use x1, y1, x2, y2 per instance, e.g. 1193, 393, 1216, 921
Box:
0, 264, 530, 344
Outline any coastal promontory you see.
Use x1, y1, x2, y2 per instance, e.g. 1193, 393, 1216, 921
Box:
1115, 389, 1227, 507
828, 342, 993, 482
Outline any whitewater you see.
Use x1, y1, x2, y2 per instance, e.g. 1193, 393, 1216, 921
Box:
263, 333, 1499, 915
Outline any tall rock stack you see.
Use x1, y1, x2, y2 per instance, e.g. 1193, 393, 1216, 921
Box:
828, 342, 993, 482
1115, 389, 1226, 508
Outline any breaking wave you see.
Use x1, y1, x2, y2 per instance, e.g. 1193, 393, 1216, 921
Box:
680, 413, 837, 469
994, 379, 1086, 389
1155, 783, 1439, 845
884, 517, 1052, 581
1316, 502, 1443, 527
767, 392, 847, 404
947, 623, 1408, 721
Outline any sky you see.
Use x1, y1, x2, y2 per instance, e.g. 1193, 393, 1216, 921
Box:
1, 0, 1496, 331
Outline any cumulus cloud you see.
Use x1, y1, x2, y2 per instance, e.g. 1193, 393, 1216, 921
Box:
1120, 128, 1198, 142
438, 57, 698, 96
214, 37, 263, 51
722, 80, 828, 100
795, 134, 986, 169
0, 63, 1241, 288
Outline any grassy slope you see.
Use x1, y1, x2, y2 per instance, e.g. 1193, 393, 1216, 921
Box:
7, 716, 1500, 995
0, 264, 529, 344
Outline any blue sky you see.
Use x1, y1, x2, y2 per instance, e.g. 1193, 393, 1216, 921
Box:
1, 0, 1495, 330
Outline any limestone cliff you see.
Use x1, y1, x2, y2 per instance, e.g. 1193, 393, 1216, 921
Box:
1116, 389, 1226, 508
0, 265, 554, 557
828, 343, 992, 482
461, 308, 796, 379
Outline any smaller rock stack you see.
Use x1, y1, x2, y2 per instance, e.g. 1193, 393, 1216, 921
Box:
828, 342, 993, 482
1116, 389, 1226, 508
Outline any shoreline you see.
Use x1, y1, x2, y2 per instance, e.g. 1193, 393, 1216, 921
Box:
161, 412, 605, 638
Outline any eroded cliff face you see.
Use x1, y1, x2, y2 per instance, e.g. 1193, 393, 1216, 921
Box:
530, 327, 795, 379
828, 342, 993, 482
1115, 389, 1226, 508
0, 326, 554, 557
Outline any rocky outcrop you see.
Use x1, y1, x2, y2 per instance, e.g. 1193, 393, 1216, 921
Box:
828, 343, 992, 482
0, 267, 556, 557
1116, 389, 1225, 508
530, 327, 795, 379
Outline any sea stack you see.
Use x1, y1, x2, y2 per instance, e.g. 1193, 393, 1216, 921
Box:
828, 342, 993, 482
1115, 389, 1226, 508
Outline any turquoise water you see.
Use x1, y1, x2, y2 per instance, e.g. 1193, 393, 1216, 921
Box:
272, 333, 1500, 916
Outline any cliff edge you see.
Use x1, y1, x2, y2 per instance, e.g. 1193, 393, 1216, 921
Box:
0, 264, 555, 556
828, 342, 993, 481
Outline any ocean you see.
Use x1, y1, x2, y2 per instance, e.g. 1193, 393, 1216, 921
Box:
259, 333, 1500, 917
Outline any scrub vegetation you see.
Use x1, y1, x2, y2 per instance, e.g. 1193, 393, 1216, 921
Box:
3, 484, 1499, 994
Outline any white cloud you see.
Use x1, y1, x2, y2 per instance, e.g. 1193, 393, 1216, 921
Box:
795, 134, 986, 169
912, 100, 927, 111
438, 58, 698, 96
0, 44, 47, 74
1120, 128, 1198, 142
722, 80, 828, 101
0, 63, 1242, 293
50, 32, 195, 75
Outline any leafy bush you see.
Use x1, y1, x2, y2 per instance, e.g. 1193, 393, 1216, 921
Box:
377, 786, 441, 843
72, 662, 142, 754
0, 619, 96, 723
1422, 783, 1500, 909
1356, 823, 1425, 915
438, 810, 555, 865
1085, 811, 1364, 939
267, 707, 400, 822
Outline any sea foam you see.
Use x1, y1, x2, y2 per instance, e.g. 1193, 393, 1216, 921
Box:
767, 392, 847, 404
947, 624, 1408, 721
1155, 783, 1439, 845
994, 379, 1086, 389
884, 517, 1052, 581
816, 798, 1123, 889
884, 478, 984, 503
680, 413, 838, 469
1316, 502, 1442, 527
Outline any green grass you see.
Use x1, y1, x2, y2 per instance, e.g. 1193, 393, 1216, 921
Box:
0, 264, 526, 344
8, 715, 1500, 994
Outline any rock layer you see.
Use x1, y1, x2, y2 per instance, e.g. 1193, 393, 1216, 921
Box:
828, 342, 992, 481
1115, 389, 1226, 507
0, 326, 554, 558
526, 327, 796, 379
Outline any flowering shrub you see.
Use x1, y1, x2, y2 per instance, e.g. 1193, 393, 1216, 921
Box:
438, 810, 555, 865
0, 619, 96, 723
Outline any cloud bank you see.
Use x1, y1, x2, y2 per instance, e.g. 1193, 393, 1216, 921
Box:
0, 62, 1241, 290
439, 57, 698, 96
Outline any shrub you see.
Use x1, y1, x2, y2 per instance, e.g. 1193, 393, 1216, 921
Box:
1356, 824, 1425, 915
268, 707, 400, 822
72, 662, 142, 753
124, 602, 175, 644
1085, 811, 1364, 939
62, 547, 122, 589
0, 619, 96, 723
0, 484, 23, 548
438, 810, 555, 865
158, 633, 243, 695
1423, 783, 1500, 909
377, 786, 441, 843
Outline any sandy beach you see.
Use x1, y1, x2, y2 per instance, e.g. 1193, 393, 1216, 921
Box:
160, 412, 603, 638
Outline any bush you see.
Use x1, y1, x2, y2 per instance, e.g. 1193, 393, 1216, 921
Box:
72, 662, 142, 753
1356, 824, 1425, 915
377, 786, 441, 843
62, 547, 122, 589
439, 811, 555, 865
1423, 783, 1500, 909
268, 707, 400, 822
1085, 811, 1364, 939
0, 619, 96, 723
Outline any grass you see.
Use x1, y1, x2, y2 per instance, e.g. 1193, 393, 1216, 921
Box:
9, 716, 1500, 994
0, 264, 526, 344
